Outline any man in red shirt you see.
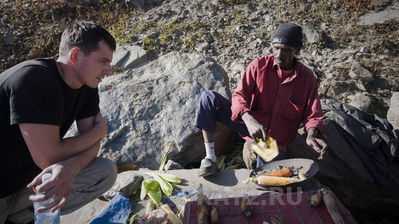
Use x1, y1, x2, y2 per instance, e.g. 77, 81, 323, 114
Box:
195, 23, 327, 176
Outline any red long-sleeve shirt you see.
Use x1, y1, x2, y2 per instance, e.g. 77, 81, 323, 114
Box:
231, 55, 324, 147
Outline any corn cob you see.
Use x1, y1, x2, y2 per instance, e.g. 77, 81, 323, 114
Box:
197, 192, 210, 224
210, 207, 218, 224
240, 197, 252, 217
256, 175, 298, 186
309, 190, 322, 207
161, 204, 182, 224
262, 167, 293, 177
321, 189, 345, 224
258, 166, 303, 178
298, 172, 307, 180
269, 215, 283, 224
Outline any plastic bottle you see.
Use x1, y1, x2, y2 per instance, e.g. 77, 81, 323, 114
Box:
33, 173, 60, 224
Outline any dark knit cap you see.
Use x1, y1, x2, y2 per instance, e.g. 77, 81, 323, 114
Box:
271, 23, 303, 48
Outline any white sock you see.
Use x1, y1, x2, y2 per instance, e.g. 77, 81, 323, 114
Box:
204, 142, 216, 162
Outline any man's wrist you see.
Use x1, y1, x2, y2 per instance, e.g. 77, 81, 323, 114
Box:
241, 112, 252, 123
307, 128, 319, 137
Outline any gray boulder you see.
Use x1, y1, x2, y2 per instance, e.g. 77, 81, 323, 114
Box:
102, 171, 143, 200
357, 3, 399, 25
347, 92, 372, 112
302, 25, 321, 44
98, 52, 232, 169
124, 0, 163, 8
164, 160, 184, 170
349, 60, 374, 84
111, 44, 147, 70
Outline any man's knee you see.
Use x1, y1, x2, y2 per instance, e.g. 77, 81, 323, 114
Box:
200, 90, 216, 105
97, 158, 117, 190
84, 157, 117, 192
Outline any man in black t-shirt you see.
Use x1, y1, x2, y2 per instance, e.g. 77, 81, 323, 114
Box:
0, 21, 117, 223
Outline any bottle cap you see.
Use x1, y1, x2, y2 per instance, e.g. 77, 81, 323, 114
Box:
41, 173, 52, 183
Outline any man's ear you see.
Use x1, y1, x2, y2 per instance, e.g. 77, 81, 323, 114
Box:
69, 47, 81, 65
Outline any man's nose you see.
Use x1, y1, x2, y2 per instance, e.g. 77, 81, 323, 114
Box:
104, 63, 112, 76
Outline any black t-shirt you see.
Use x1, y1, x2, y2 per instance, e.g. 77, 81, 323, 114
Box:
0, 58, 100, 197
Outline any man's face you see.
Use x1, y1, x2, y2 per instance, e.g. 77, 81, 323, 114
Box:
75, 40, 113, 88
272, 43, 298, 70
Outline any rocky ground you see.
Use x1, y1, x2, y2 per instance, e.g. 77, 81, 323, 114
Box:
1, 0, 398, 117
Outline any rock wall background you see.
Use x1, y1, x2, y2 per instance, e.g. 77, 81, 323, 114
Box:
2, 0, 398, 169
1, 0, 398, 118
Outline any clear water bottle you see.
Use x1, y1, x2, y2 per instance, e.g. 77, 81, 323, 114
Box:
33, 173, 60, 224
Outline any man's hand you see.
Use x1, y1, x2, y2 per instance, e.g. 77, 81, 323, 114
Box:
242, 112, 267, 141
27, 160, 78, 213
243, 141, 257, 169
306, 128, 327, 160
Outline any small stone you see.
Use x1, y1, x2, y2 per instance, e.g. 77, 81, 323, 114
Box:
164, 160, 184, 170
4, 33, 14, 45
195, 42, 210, 52
349, 61, 374, 84
348, 93, 372, 112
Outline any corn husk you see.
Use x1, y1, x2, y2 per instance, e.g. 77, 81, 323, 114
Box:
159, 142, 175, 171
161, 204, 183, 224
156, 173, 181, 184
322, 189, 345, 224
145, 172, 174, 196
250, 137, 279, 162
140, 179, 162, 204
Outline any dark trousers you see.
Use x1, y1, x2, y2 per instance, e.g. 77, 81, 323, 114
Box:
194, 90, 285, 167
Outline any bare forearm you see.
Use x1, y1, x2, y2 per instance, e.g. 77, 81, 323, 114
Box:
57, 127, 104, 160
20, 113, 107, 169
52, 114, 107, 164
62, 140, 101, 175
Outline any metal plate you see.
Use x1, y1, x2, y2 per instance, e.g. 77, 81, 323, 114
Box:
249, 158, 319, 188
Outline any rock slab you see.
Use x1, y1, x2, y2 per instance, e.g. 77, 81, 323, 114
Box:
99, 52, 232, 169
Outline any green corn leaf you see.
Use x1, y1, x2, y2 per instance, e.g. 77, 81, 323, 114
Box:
145, 172, 173, 196
140, 179, 162, 204
156, 173, 181, 184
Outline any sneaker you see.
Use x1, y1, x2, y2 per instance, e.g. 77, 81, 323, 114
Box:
198, 158, 218, 177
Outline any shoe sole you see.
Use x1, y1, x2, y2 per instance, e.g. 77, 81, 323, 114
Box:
198, 168, 218, 177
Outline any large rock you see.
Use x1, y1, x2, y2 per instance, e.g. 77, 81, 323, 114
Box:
98, 52, 232, 169
347, 92, 372, 112
302, 25, 321, 44
111, 44, 147, 70
124, 0, 163, 8
387, 92, 399, 131
357, 2, 399, 25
